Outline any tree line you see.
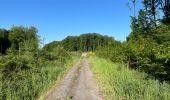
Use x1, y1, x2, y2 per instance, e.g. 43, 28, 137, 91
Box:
43, 0, 170, 81
62, 33, 120, 52
0, 0, 169, 99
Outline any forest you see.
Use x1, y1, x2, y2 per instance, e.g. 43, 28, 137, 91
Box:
0, 0, 170, 99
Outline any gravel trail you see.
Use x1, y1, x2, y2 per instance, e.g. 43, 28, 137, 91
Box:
45, 54, 102, 100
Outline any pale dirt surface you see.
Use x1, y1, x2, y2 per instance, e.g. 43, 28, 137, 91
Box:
45, 53, 102, 100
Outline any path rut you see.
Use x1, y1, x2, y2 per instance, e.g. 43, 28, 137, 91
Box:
45, 54, 102, 100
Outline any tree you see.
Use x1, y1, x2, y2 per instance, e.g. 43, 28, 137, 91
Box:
0, 29, 11, 54
159, 0, 170, 24
8, 26, 25, 52
8, 26, 39, 53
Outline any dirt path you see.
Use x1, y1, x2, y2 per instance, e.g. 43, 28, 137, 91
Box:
45, 54, 102, 100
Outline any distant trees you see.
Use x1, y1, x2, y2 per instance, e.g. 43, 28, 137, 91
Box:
62, 33, 119, 52
41, 41, 70, 61
43, 41, 62, 52
63, 36, 79, 51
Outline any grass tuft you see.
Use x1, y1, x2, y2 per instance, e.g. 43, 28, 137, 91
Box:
89, 56, 170, 100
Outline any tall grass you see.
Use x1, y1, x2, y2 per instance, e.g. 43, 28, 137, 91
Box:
0, 55, 79, 100
89, 56, 170, 100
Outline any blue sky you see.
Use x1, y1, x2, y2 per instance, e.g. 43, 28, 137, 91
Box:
0, 0, 141, 44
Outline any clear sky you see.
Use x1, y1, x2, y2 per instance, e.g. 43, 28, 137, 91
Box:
0, 0, 141, 44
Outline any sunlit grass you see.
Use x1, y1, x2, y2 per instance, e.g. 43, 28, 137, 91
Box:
89, 56, 170, 100
0, 56, 80, 100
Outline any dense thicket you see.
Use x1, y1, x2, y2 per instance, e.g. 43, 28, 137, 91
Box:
62, 33, 120, 51
0, 26, 76, 99
96, 0, 170, 81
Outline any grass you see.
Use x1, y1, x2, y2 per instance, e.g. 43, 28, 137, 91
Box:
0, 55, 80, 100
89, 56, 170, 100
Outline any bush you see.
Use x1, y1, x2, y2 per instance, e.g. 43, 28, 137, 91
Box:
95, 32, 170, 81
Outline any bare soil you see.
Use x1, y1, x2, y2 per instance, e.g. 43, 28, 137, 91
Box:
44, 54, 102, 100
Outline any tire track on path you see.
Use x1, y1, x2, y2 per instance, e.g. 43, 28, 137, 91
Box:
45, 54, 102, 100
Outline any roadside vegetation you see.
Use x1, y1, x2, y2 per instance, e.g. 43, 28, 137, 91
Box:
89, 56, 170, 100
0, 26, 80, 99
0, 0, 170, 99
96, 0, 170, 81
89, 1, 170, 99
60, 0, 170, 82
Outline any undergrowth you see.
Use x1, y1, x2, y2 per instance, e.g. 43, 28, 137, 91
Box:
89, 56, 170, 100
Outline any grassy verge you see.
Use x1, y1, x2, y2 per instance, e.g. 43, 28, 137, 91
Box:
0, 54, 80, 100
39, 55, 80, 99
89, 56, 170, 100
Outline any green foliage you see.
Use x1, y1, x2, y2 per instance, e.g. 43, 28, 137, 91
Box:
89, 56, 170, 100
0, 55, 79, 99
41, 41, 71, 62
62, 33, 119, 52
96, 1, 170, 81
43, 41, 62, 52
8, 26, 39, 52
0, 25, 81, 99
96, 30, 170, 80
0, 1, 169, 98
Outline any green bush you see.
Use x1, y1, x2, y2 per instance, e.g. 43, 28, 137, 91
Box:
95, 27, 170, 81
0, 52, 79, 99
